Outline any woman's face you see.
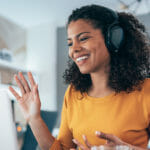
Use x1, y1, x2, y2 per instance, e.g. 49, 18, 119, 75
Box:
67, 19, 110, 74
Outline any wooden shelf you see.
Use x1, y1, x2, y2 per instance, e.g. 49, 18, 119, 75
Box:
0, 59, 30, 86
0, 59, 38, 101
0, 59, 27, 73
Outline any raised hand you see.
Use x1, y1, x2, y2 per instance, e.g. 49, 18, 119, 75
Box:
9, 72, 41, 123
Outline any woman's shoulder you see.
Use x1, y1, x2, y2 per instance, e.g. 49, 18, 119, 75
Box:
140, 78, 150, 114
142, 78, 150, 93
64, 84, 81, 100
65, 84, 76, 95
63, 84, 83, 108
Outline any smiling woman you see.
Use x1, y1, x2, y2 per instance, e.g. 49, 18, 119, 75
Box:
9, 4, 150, 150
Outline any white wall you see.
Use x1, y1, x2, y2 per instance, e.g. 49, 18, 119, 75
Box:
137, 13, 150, 34
26, 23, 57, 111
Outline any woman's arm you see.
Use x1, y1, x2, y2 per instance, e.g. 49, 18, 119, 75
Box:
28, 116, 55, 150
9, 72, 55, 150
9, 72, 75, 150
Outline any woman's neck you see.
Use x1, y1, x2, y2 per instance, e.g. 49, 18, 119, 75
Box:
88, 71, 114, 98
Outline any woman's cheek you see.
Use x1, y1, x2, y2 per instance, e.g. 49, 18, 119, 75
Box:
68, 50, 72, 59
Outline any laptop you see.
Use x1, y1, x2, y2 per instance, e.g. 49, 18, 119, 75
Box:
0, 90, 19, 150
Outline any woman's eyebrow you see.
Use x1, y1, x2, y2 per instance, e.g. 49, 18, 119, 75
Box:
67, 32, 90, 41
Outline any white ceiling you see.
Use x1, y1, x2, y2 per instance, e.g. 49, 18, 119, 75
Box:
0, 0, 149, 28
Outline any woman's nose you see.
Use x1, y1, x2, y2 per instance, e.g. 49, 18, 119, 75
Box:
71, 41, 81, 53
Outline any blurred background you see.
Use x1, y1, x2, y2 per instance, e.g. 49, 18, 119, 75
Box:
0, 0, 150, 149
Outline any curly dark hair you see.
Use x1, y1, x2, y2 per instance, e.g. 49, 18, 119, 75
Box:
63, 4, 150, 93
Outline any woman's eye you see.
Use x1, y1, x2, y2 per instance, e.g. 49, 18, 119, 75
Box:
68, 43, 72, 47
80, 37, 89, 41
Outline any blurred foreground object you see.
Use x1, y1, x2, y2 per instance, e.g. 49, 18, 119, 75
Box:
91, 145, 131, 150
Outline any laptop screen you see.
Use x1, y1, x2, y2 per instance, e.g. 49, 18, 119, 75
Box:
0, 90, 19, 150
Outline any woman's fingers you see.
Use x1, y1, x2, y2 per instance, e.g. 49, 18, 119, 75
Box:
9, 86, 21, 100
96, 131, 115, 142
18, 72, 30, 92
105, 140, 115, 146
82, 135, 91, 148
95, 131, 123, 145
72, 139, 88, 150
72, 135, 92, 150
14, 72, 36, 95
14, 75, 26, 95
33, 84, 40, 101
12, 72, 38, 101
28, 72, 36, 89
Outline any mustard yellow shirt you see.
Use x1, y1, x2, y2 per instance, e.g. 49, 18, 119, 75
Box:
50, 78, 150, 150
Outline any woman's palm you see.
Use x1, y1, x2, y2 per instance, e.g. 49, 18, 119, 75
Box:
9, 72, 41, 122
20, 91, 40, 120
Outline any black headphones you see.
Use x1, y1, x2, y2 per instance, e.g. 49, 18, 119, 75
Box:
104, 8, 124, 53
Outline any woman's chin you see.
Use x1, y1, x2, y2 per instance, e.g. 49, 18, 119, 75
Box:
79, 69, 90, 74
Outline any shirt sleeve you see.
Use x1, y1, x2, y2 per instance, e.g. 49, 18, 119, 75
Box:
50, 86, 76, 150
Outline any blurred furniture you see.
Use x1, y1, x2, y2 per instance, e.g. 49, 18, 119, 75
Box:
21, 111, 57, 150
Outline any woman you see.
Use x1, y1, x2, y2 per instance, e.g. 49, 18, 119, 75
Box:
9, 4, 150, 150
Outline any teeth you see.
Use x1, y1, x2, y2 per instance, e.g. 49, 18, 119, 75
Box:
76, 55, 89, 62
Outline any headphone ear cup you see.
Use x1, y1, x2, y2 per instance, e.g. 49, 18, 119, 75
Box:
106, 23, 124, 52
